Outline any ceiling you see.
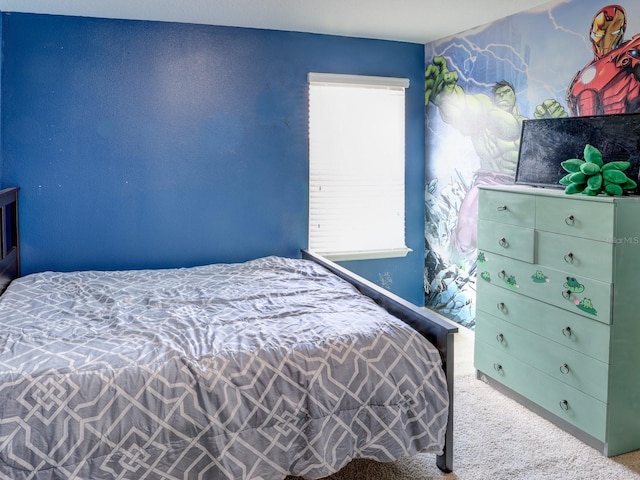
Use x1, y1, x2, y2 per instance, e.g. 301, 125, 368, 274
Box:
0, 0, 555, 44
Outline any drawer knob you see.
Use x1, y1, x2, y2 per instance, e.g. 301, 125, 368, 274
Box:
498, 270, 506, 280
498, 237, 509, 248
562, 290, 572, 300
497, 205, 508, 211
493, 363, 503, 373
565, 215, 575, 226
564, 252, 574, 263
496, 333, 505, 343
562, 326, 573, 337
559, 400, 570, 411
497, 302, 507, 312
560, 363, 570, 375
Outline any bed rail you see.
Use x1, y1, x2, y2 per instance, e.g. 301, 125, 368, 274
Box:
301, 249, 457, 473
0, 187, 20, 294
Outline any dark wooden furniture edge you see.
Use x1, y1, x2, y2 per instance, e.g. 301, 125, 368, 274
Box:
301, 249, 457, 473
0, 187, 20, 295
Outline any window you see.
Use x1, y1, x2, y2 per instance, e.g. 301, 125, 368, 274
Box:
308, 73, 411, 261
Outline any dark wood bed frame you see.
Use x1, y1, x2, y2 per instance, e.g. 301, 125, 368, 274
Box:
0, 187, 20, 294
0, 186, 456, 473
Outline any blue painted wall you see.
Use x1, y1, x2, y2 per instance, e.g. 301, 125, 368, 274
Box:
0, 12, 426, 305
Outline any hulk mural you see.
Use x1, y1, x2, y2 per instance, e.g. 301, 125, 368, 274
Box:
424, 2, 640, 328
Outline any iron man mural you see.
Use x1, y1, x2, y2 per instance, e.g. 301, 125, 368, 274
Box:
567, 5, 640, 115
424, 2, 640, 328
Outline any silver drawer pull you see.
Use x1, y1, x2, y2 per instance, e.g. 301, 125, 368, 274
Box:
497, 205, 507, 211
496, 333, 505, 343
497, 302, 506, 312
562, 290, 572, 300
565, 215, 575, 226
560, 363, 570, 375
562, 326, 573, 337
559, 400, 570, 411
493, 363, 503, 373
498, 237, 508, 248
498, 270, 507, 280
564, 252, 574, 263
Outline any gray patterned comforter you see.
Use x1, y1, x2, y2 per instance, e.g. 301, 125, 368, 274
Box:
0, 256, 448, 479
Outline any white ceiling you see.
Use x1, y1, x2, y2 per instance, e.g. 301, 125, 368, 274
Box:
0, 0, 556, 44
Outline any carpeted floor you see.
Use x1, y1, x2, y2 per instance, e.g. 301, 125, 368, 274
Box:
288, 327, 640, 479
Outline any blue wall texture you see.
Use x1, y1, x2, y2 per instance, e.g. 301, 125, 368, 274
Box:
0, 12, 426, 304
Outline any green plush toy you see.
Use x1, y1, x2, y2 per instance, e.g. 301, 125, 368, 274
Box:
559, 144, 637, 196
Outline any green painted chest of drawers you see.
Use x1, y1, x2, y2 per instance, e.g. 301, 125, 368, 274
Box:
475, 184, 640, 456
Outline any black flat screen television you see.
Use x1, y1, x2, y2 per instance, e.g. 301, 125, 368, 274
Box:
515, 113, 640, 194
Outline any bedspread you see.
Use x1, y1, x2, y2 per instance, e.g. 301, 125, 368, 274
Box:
0, 256, 448, 479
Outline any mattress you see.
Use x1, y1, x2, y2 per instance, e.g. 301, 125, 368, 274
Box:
0, 256, 448, 479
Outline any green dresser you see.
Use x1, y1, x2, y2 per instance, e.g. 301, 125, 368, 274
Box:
475, 184, 640, 456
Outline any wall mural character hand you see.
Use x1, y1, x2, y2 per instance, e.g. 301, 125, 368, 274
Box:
425, 55, 460, 107
534, 99, 569, 119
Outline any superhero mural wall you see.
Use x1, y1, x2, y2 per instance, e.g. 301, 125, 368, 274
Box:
424, 2, 640, 328
568, 5, 640, 115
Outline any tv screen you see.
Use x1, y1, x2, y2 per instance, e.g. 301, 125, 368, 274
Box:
515, 114, 640, 194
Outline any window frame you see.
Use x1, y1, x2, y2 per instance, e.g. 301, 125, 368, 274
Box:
307, 72, 411, 262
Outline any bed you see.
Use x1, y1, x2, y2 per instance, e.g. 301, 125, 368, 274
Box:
0, 186, 457, 479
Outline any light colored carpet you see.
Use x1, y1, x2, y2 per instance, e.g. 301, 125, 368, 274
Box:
288, 327, 640, 479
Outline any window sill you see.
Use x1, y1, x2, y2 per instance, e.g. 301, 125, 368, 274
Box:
314, 247, 412, 262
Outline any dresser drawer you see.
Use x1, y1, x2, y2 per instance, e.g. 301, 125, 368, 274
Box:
478, 220, 534, 262
476, 312, 609, 401
535, 196, 615, 242
475, 343, 607, 441
479, 188, 535, 228
477, 252, 612, 324
476, 281, 610, 362
536, 231, 614, 283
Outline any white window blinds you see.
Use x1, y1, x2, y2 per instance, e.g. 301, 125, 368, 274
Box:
308, 73, 411, 261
